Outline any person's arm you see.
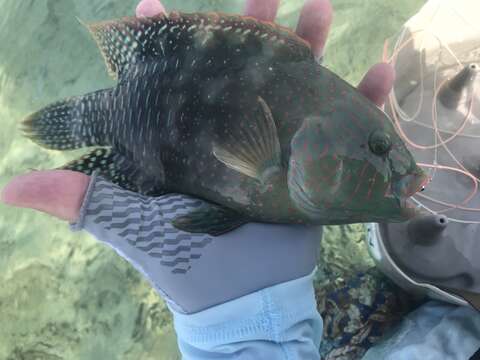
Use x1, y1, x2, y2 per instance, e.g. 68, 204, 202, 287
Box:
70, 170, 322, 314
363, 300, 480, 360
70, 168, 324, 359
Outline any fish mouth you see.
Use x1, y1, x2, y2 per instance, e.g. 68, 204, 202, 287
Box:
394, 170, 430, 218
395, 170, 430, 198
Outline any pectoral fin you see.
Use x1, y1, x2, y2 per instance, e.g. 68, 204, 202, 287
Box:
213, 97, 282, 185
79, 14, 169, 79
172, 203, 248, 236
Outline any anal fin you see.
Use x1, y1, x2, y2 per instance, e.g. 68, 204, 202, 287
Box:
58, 147, 166, 196
81, 14, 169, 80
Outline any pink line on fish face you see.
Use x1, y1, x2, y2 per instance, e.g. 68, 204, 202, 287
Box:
384, 181, 392, 197
348, 112, 369, 133
341, 162, 369, 206
338, 119, 358, 142
316, 155, 342, 188
366, 171, 378, 200
356, 162, 369, 192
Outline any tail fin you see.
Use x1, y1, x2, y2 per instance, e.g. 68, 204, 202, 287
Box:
20, 89, 112, 150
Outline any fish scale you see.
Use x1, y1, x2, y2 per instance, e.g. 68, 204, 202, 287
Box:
21, 11, 428, 236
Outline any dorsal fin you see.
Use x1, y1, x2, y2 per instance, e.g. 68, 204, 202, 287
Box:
80, 11, 312, 80
80, 14, 169, 80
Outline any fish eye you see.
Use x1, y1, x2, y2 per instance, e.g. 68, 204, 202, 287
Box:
368, 130, 392, 155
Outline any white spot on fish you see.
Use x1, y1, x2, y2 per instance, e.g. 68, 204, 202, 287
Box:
134, 78, 140, 94
139, 114, 144, 139
146, 107, 152, 129
159, 41, 165, 56
167, 109, 173, 127
136, 91, 141, 109
146, 90, 151, 105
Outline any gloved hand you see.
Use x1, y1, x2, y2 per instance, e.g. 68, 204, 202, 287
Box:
1, 0, 395, 358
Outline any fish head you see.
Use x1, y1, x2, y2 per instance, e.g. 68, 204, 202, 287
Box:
288, 96, 429, 224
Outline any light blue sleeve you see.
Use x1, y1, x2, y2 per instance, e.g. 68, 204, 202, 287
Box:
168, 269, 323, 360
362, 300, 480, 360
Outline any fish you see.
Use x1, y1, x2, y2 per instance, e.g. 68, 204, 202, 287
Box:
20, 11, 428, 236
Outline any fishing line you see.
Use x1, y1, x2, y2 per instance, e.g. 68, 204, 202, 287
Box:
384, 26, 480, 224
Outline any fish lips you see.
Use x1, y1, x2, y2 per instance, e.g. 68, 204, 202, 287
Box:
393, 171, 429, 198
393, 171, 430, 219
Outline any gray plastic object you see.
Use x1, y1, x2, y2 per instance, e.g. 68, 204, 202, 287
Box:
438, 64, 478, 109
367, 59, 480, 310
366, 0, 480, 311
366, 222, 470, 308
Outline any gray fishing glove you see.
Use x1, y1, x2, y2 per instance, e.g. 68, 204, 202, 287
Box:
70, 170, 321, 314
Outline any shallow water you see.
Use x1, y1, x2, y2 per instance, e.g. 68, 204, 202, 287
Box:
0, 1, 424, 359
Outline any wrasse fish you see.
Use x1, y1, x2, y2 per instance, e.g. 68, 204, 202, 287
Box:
21, 12, 428, 235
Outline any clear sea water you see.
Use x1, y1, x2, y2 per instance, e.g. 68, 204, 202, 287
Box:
0, 1, 424, 359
